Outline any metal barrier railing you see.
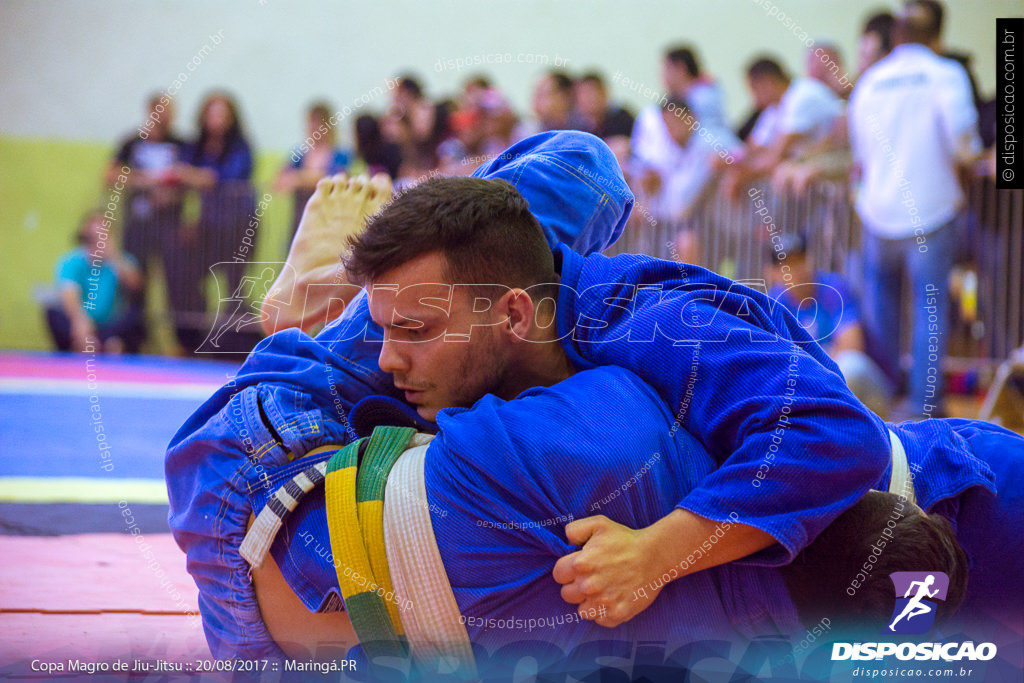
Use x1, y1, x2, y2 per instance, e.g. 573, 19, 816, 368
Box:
120, 180, 266, 354
606, 175, 1024, 365
114, 174, 1021, 363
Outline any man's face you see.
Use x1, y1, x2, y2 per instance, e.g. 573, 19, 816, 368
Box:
368, 251, 513, 421
747, 75, 779, 109
532, 76, 569, 122
858, 32, 884, 75
148, 101, 174, 132
662, 108, 693, 147
575, 81, 606, 120
83, 216, 106, 251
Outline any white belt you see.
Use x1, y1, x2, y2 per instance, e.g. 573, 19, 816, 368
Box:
887, 429, 917, 505
384, 440, 477, 677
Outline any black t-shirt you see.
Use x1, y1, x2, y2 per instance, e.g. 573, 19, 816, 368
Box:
114, 133, 187, 218
115, 133, 186, 174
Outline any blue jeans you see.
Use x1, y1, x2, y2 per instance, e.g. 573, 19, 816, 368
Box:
861, 214, 960, 415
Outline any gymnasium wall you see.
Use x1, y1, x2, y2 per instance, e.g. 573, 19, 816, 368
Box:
0, 0, 1011, 349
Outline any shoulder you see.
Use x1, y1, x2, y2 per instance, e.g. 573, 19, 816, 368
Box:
117, 135, 139, 154
818, 271, 852, 293
930, 54, 973, 88
231, 136, 253, 154
433, 367, 667, 462
852, 55, 893, 93
789, 78, 836, 104
56, 249, 86, 276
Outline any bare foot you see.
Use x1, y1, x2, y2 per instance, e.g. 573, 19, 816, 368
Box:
103, 336, 125, 354
261, 173, 393, 334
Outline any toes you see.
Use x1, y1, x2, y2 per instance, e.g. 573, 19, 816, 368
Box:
345, 174, 372, 202
314, 176, 336, 197
326, 173, 350, 194
366, 173, 394, 211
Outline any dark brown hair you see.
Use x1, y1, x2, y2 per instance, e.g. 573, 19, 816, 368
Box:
782, 490, 969, 632
665, 45, 701, 78
344, 176, 557, 298
896, 1, 943, 45
747, 56, 790, 83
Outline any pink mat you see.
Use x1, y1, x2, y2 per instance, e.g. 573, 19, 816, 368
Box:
0, 533, 210, 669
0, 352, 237, 385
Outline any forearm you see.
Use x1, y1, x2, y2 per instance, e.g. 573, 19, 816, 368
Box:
644, 508, 774, 583
177, 164, 217, 190
111, 256, 143, 290
60, 287, 90, 325
830, 324, 865, 355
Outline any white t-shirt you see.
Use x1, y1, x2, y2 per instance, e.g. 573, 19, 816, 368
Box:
657, 133, 718, 220
749, 77, 844, 149
849, 44, 982, 237
631, 80, 737, 170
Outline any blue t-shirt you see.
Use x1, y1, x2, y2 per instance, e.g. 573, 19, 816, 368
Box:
769, 271, 860, 350
288, 147, 350, 175
184, 137, 253, 181
55, 248, 135, 325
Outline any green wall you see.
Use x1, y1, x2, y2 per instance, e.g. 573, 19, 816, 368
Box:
0, 135, 292, 350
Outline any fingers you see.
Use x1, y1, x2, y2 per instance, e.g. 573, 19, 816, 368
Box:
560, 582, 585, 605
564, 515, 608, 546
551, 552, 579, 585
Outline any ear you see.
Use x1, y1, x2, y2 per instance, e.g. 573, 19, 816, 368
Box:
500, 288, 536, 342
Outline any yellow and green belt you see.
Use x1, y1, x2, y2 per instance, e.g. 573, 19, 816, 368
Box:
324, 425, 415, 659
239, 425, 418, 660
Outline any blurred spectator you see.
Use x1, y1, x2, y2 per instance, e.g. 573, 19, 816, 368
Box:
530, 70, 576, 132
574, 71, 635, 159
848, 0, 983, 418
772, 44, 857, 194
722, 56, 843, 196
109, 94, 185, 341
352, 114, 402, 179
437, 107, 489, 175
766, 234, 891, 417
633, 45, 732, 182
641, 97, 720, 222
437, 77, 501, 174
381, 74, 443, 177
477, 87, 522, 156
806, 42, 852, 99
858, 11, 896, 75
175, 91, 258, 353
911, 0, 985, 131
274, 102, 351, 237
46, 210, 144, 354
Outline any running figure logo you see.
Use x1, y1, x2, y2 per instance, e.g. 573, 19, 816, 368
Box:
885, 571, 950, 635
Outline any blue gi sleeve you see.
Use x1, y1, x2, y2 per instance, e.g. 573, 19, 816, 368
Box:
555, 245, 891, 565
165, 325, 397, 656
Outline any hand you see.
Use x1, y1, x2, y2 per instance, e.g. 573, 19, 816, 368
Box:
71, 317, 97, 352
552, 515, 664, 628
640, 169, 662, 196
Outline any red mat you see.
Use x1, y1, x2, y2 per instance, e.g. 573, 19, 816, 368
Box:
0, 533, 209, 668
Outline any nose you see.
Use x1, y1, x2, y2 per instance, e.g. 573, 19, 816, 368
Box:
378, 335, 410, 376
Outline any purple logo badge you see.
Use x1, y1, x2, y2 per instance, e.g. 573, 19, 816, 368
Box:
885, 572, 950, 635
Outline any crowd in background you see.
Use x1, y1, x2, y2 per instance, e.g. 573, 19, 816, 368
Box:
48, 0, 1007, 421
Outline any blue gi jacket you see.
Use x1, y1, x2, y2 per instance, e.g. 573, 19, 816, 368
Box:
551, 243, 894, 564
426, 365, 804, 652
